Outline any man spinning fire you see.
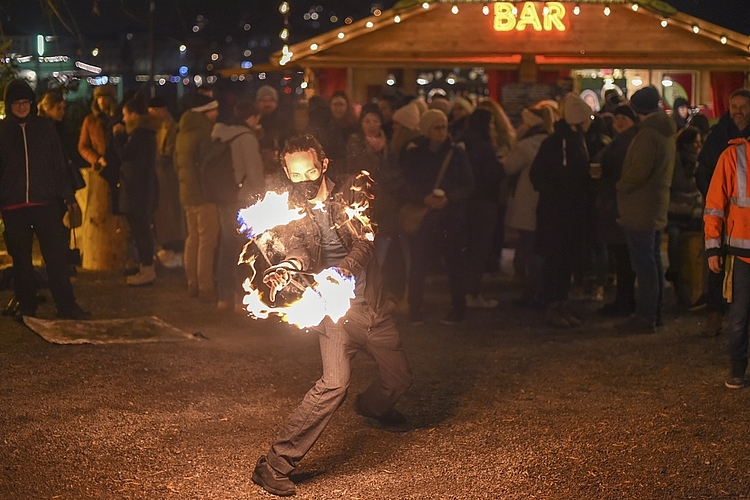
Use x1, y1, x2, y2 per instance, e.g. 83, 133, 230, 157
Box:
251, 135, 413, 497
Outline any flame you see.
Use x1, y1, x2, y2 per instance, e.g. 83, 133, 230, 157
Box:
237, 191, 305, 238
236, 174, 376, 329
241, 265, 355, 329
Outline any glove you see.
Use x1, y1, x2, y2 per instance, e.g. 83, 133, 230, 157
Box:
263, 261, 298, 302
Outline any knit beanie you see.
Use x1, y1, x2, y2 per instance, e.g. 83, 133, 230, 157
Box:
614, 104, 636, 122
453, 96, 474, 115
392, 103, 421, 131
256, 85, 278, 102
4, 79, 36, 106
411, 96, 428, 115
563, 94, 593, 125
629, 86, 662, 115
672, 96, 689, 111
428, 97, 452, 118
419, 108, 448, 136
191, 93, 219, 113
93, 84, 117, 99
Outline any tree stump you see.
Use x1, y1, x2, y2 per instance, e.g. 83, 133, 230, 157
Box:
74, 168, 129, 271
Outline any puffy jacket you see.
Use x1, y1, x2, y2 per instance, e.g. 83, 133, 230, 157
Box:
704, 138, 750, 261
111, 116, 158, 215
616, 111, 676, 231
503, 129, 547, 232
0, 113, 73, 209
174, 110, 214, 206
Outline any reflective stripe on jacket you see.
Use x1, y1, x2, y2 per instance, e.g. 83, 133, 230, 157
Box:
704, 138, 750, 259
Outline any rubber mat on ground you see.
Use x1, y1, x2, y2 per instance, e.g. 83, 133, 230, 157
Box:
23, 315, 199, 345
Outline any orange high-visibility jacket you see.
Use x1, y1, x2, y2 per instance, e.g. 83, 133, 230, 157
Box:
704, 138, 750, 261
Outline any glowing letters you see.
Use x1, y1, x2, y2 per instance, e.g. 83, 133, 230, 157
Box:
494, 1, 567, 32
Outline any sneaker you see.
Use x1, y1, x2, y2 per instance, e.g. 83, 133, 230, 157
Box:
616, 316, 656, 334
465, 294, 499, 309
126, 265, 156, 287
354, 395, 410, 433
725, 377, 747, 389
439, 310, 464, 325
56, 305, 91, 320
251, 456, 295, 497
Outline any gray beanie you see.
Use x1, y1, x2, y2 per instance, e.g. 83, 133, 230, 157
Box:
256, 85, 278, 102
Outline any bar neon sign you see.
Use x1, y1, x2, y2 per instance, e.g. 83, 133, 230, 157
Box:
494, 2, 567, 32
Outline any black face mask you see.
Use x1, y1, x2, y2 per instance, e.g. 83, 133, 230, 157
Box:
291, 175, 324, 202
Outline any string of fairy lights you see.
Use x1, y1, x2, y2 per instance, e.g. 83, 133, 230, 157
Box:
276, 0, 748, 68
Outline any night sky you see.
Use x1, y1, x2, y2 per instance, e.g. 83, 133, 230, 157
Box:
0, 1, 747, 54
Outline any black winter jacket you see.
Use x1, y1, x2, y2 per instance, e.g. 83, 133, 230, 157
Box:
0, 113, 73, 209
697, 113, 750, 196
111, 122, 158, 215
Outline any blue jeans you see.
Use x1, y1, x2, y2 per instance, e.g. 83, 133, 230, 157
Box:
624, 228, 664, 324
726, 258, 750, 378
266, 305, 412, 475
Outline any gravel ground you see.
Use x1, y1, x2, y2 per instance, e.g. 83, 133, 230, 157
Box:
1, 266, 750, 500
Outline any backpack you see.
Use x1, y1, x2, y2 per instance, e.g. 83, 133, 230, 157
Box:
198, 132, 250, 205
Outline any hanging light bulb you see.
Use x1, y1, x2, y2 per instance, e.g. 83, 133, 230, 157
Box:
451, 3, 459, 14
573, 4, 581, 15
631, 3, 639, 11
279, 27, 289, 40
692, 25, 700, 33
603, 4, 611, 16
394, 14, 401, 23
278, 1, 290, 15
482, 3, 489, 15
422, 2, 430, 9
720, 35, 728, 44
660, 17, 668, 27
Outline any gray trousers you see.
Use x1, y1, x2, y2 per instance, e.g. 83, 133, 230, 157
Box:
266, 304, 413, 475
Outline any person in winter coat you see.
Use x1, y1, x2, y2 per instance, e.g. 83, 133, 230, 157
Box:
400, 109, 475, 325
696, 89, 750, 336
0, 79, 89, 320
38, 91, 86, 194
345, 103, 402, 267
504, 104, 555, 307
704, 136, 750, 389
210, 100, 264, 311
111, 99, 158, 286
389, 102, 422, 160
596, 104, 638, 317
462, 108, 503, 309
616, 86, 677, 334
77, 84, 127, 270
530, 94, 593, 328
148, 96, 185, 269
320, 91, 359, 182
665, 126, 703, 291
174, 94, 221, 301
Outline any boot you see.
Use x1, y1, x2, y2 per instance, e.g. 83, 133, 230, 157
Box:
126, 264, 156, 287
545, 302, 570, 328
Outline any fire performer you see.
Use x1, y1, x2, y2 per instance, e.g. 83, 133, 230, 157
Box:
251, 135, 413, 497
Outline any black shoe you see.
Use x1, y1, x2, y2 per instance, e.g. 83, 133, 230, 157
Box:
355, 395, 410, 433
408, 311, 424, 326
439, 310, 464, 325
252, 456, 295, 497
598, 303, 632, 318
56, 305, 91, 320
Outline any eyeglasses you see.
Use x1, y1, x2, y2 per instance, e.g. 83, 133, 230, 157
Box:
11, 100, 31, 107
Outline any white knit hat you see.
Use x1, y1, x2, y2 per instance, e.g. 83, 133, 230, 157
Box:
392, 103, 421, 131
563, 93, 593, 125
